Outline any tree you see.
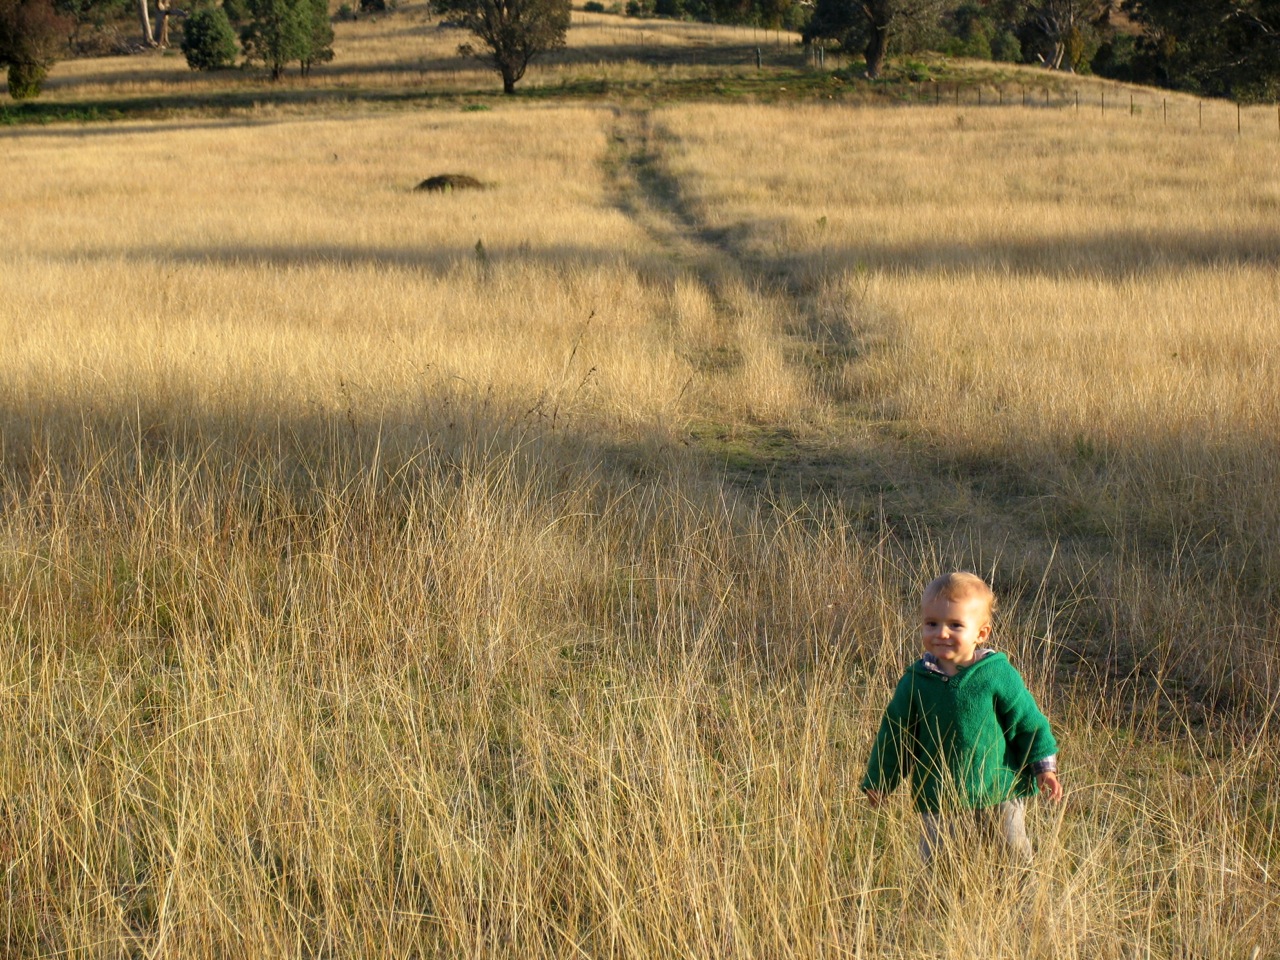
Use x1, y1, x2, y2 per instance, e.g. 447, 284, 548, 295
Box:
803, 0, 944, 77
0, 0, 70, 98
242, 0, 331, 78
134, 0, 152, 43
181, 0, 238, 68
54, 0, 129, 54
1124, 0, 1280, 100
299, 0, 332, 75
1026, 0, 1104, 69
433, 0, 570, 94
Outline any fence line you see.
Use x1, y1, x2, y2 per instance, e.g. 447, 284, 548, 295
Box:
881, 78, 1280, 139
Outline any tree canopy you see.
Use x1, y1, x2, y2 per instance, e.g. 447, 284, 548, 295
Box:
181, 1, 239, 69
0, 0, 69, 97
1123, 0, 1280, 100
434, 0, 571, 93
803, 0, 947, 78
241, 0, 333, 79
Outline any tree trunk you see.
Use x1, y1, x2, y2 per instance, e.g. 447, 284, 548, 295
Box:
502, 70, 516, 93
137, 0, 155, 45
156, 0, 170, 46
863, 20, 888, 78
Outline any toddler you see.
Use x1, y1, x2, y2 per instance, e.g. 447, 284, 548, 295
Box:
862, 572, 1062, 863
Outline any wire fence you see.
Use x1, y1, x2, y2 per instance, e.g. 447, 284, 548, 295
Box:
566, 13, 1280, 137
880, 79, 1280, 139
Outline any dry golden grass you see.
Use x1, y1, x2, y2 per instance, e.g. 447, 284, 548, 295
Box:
2, 65, 1279, 960
660, 101, 1280, 700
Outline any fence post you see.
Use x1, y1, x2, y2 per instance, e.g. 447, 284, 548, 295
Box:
1199, 100, 1202, 129
1237, 102, 1242, 135
1075, 90, 1079, 111
1130, 93, 1134, 115
1101, 90, 1105, 114
1163, 98, 1166, 124
755, 46, 761, 69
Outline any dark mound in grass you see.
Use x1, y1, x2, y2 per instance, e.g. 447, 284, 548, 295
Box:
415, 174, 485, 193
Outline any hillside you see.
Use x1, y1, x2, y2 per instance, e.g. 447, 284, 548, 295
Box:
2, 13, 1279, 960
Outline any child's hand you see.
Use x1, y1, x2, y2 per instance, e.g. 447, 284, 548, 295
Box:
1037, 770, 1063, 803
863, 789, 885, 808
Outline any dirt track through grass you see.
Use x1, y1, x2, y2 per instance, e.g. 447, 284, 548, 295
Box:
603, 105, 868, 499
603, 106, 1021, 556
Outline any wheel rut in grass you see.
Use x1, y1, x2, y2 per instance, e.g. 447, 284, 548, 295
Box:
604, 107, 741, 287
603, 106, 895, 503
603, 107, 1088, 529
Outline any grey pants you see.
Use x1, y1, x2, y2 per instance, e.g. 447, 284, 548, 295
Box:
919, 799, 1033, 865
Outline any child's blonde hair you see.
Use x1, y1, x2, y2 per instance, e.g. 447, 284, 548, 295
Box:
922, 572, 996, 619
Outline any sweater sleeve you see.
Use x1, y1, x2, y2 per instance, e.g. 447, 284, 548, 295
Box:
861, 672, 915, 795
993, 661, 1058, 780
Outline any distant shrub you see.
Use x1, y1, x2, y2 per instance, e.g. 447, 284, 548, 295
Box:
1091, 33, 1135, 80
222, 0, 249, 21
582, 0, 604, 10
990, 28, 1019, 63
6, 59, 45, 97
181, 2, 239, 70
241, 0, 332, 80
942, 4, 991, 60
0, 0, 69, 99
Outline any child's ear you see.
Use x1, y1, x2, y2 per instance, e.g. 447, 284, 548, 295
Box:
978, 619, 992, 643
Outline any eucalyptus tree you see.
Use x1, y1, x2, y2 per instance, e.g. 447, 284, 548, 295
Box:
434, 0, 570, 93
803, 0, 945, 78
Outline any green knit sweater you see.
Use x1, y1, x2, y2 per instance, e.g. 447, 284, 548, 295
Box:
861, 652, 1057, 814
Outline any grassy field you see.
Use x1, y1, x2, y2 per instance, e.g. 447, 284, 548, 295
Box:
2, 14, 1280, 958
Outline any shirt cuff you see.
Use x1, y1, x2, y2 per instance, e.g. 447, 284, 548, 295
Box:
1030, 754, 1057, 775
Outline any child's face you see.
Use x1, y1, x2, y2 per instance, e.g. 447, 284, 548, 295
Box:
920, 592, 992, 675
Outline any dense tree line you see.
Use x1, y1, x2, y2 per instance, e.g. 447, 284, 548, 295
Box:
1119, 0, 1279, 101
1, 0, 332, 93
629, 0, 1277, 100
4, 0, 1276, 100
800, 0, 1277, 98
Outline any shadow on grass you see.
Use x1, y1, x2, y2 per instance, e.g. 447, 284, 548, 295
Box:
52, 241, 654, 276
738, 220, 1280, 282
